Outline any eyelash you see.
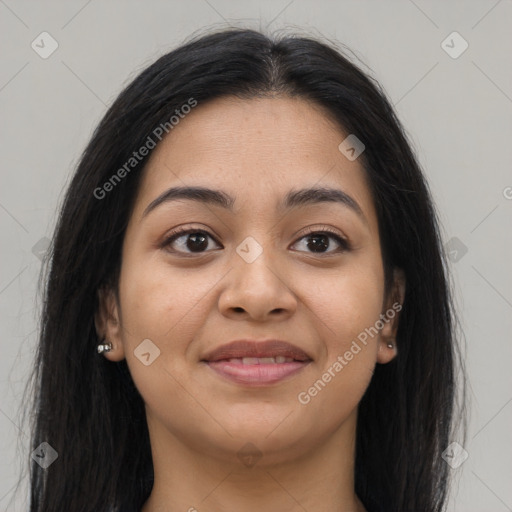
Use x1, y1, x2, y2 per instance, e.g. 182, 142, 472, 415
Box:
161, 225, 351, 256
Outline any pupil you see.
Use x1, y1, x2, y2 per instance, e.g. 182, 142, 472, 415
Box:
187, 233, 208, 252
307, 234, 328, 252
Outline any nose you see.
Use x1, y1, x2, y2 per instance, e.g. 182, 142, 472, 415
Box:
218, 244, 298, 323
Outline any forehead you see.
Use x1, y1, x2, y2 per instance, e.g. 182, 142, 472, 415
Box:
132, 96, 377, 227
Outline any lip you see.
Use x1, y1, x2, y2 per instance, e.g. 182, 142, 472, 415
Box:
201, 339, 313, 386
202, 339, 312, 362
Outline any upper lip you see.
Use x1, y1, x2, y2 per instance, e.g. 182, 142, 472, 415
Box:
202, 339, 313, 362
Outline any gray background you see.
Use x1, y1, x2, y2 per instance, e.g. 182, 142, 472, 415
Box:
1, 1, 511, 510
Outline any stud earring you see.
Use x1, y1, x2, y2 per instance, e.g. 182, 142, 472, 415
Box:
386, 340, 395, 349
97, 340, 113, 354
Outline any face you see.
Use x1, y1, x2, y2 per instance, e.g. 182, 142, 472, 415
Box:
96, 96, 405, 466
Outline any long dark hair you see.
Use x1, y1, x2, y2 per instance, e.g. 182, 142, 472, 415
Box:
18, 26, 465, 511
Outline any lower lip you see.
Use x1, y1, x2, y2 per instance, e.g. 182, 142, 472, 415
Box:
205, 360, 310, 385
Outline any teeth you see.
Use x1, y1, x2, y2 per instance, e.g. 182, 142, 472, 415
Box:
242, 357, 261, 365
226, 357, 295, 364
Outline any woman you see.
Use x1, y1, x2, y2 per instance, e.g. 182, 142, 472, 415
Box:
23, 27, 464, 511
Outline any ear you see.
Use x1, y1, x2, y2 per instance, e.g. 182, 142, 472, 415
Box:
94, 285, 126, 362
377, 267, 406, 364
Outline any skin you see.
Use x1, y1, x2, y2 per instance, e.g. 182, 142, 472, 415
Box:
96, 95, 406, 512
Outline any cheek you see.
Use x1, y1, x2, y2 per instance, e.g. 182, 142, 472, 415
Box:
299, 254, 384, 345
116, 256, 210, 410
295, 265, 384, 428
293, 250, 384, 407
118, 252, 209, 340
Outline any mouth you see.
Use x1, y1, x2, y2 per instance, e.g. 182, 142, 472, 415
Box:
201, 339, 313, 386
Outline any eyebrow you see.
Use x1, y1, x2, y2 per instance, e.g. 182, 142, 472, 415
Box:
141, 185, 367, 224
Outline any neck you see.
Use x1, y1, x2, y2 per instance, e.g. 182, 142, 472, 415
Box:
141, 409, 366, 512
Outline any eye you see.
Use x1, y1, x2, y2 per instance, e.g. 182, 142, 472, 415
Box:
161, 225, 350, 256
291, 226, 350, 255
162, 228, 221, 255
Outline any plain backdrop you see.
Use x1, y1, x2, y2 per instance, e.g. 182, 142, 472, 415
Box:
1, 1, 511, 511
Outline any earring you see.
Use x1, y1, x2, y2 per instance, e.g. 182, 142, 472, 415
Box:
386, 340, 395, 349
97, 340, 113, 354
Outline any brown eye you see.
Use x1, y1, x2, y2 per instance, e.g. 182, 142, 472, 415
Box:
291, 228, 350, 255
163, 229, 221, 254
